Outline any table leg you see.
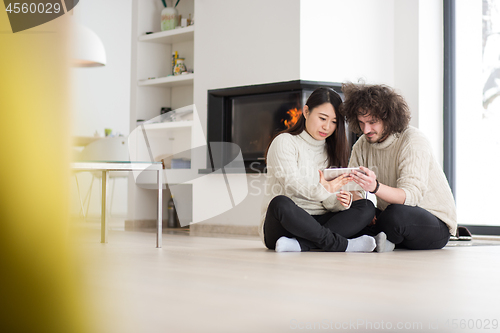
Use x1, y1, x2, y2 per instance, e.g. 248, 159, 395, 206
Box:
101, 171, 108, 243
74, 175, 86, 217
157, 168, 162, 248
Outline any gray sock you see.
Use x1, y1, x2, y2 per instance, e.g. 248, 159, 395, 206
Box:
275, 236, 301, 252
346, 235, 376, 252
374, 232, 395, 252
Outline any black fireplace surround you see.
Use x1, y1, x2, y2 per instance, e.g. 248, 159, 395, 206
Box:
206, 80, 350, 173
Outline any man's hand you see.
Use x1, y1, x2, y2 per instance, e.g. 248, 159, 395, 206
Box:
319, 170, 352, 194
352, 167, 407, 205
351, 166, 378, 193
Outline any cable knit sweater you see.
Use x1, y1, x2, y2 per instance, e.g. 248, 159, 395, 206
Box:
348, 126, 457, 235
259, 130, 348, 243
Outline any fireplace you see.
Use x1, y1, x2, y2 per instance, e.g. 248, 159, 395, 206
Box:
206, 80, 351, 172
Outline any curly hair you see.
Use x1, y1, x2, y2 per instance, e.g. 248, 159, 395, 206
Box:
340, 82, 411, 137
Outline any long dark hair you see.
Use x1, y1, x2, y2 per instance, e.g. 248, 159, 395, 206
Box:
266, 87, 349, 168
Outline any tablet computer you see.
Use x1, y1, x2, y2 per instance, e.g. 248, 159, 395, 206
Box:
322, 167, 365, 191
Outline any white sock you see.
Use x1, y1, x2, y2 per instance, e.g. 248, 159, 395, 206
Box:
275, 236, 301, 252
374, 232, 395, 253
346, 235, 376, 252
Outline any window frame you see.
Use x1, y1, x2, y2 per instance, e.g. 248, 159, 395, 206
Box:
445, 0, 500, 235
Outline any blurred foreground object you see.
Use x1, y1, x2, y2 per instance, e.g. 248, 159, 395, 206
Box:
0, 12, 90, 333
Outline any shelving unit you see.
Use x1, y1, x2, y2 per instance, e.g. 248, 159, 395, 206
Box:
142, 120, 193, 130
138, 73, 194, 88
129, 0, 195, 224
138, 25, 194, 44
131, 0, 195, 118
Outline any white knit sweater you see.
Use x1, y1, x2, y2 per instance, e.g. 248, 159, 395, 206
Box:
259, 130, 348, 242
348, 126, 457, 235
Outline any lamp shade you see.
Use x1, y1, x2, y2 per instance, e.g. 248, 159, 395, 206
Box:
73, 23, 106, 67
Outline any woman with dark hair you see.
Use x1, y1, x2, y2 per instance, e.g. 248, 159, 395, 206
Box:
260, 87, 377, 252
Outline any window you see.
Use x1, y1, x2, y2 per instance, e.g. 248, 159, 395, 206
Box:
449, 0, 500, 232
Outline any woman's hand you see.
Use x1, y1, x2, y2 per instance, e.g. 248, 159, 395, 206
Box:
351, 166, 378, 193
319, 170, 352, 193
336, 190, 352, 208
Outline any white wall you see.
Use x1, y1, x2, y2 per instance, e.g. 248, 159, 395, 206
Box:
300, 0, 395, 85
192, 0, 300, 226
71, 0, 132, 218
72, 0, 132, 138
394, 0, 419, 128
416, 0, 444, 165
194, 0, 301, 136
394, 0, 444, 165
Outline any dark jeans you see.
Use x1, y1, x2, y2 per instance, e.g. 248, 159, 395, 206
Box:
357, 204, 450, 250
263, 195, 375, 252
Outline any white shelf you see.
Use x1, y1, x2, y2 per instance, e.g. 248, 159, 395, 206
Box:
138, 73, 194, 88
139, 26, 194, 44
142, 120, 193, 130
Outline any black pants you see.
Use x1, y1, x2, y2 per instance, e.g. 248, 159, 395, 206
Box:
263, 195, 375, 252
356, 204, 450, 250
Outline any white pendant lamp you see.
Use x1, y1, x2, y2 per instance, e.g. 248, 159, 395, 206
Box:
73, 23, 106, 67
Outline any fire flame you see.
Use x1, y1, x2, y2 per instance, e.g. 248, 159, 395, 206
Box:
283, 108, 302, 129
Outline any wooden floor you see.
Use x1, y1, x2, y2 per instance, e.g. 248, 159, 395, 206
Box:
73, 226, 500, 333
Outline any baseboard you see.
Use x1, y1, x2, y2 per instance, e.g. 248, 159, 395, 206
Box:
189, 224, 258, 237
125, 219, 170, 230
125, 220, 258, 236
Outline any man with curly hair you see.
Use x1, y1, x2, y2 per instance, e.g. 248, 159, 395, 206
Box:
341, 83, 457, 251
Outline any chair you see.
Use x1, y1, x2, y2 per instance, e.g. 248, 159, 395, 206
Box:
74, 137, 129, 219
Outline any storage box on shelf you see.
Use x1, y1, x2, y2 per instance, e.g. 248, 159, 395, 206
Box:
134, 120, 194, 189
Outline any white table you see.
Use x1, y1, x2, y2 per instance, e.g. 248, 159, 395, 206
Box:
72, 161, 163, 248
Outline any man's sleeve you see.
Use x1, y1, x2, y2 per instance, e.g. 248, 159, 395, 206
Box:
397, 143, 431, 206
